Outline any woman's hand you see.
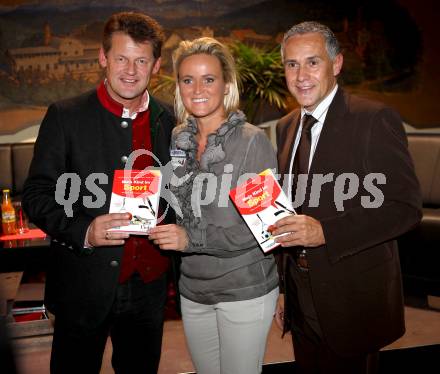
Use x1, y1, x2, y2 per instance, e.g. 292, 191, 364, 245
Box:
274, 294, 285, 331
148, 224, 189, 251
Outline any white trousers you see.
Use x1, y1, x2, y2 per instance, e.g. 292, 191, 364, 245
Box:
181, 287, 279, 374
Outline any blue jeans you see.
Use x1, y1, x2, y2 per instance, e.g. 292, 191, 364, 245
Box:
51, 272, 167, 374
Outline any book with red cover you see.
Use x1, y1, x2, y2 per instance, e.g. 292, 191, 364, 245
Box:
229, 169, 295, 253
108, 169, 162, 235
12, 300, 47, 322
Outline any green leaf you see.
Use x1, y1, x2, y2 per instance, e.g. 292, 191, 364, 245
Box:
230, 41, 289, 123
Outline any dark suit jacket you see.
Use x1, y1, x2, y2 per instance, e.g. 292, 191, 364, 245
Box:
22, 89, 175, 333
276, 88, 422, 356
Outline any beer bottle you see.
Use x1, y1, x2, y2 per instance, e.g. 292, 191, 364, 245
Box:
1, 189, 16, 235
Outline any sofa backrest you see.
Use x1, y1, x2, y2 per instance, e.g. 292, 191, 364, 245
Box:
0, 144, 13, 192
12, 143, 35, 196
0, 143, 35, 197
407, 133, 440, 206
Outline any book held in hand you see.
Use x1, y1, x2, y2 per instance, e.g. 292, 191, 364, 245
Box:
108, 169, 162, 235
229, 168, 296, 253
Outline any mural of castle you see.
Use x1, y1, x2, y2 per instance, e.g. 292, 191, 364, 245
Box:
7, 23, 101, 82
0, 0, 437, 138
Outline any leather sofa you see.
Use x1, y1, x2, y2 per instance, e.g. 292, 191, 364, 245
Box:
0, 142, 35, 199
1, 133, 439, 299
397, 133, 440, 300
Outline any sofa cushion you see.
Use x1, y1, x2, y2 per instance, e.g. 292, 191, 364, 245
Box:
421, 207, 440, 232
407, 134, 440, 205
399, 134, 440, 297
12, 143, 35, 196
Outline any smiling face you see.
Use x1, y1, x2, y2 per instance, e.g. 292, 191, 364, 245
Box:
99, 32, 161, 111
178, 53, 229, 127
283, 32, 343, 112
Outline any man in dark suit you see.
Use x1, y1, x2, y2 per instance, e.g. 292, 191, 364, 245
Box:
22, 12, 175, 374
272, 21, 422, 373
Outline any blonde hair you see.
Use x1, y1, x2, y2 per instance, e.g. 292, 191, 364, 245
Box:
172, 37, 240, 123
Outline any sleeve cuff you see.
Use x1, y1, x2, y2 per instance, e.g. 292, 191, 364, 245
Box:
185, 227, 206, 252
83, 225, 93, 249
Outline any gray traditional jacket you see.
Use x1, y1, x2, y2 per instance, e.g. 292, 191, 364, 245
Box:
170, 111, 279, 304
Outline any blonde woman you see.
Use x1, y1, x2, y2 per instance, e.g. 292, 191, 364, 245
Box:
149, 37, 279, 374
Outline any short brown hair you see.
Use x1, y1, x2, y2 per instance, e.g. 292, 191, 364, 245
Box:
102, 12, 164, 59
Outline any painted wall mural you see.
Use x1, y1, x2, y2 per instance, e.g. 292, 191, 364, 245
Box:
0, 0, 438, 142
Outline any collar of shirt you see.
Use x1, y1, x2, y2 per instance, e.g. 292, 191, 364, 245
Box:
287, 84, 338, 201
301, 84, 338, 126
97, 80, 150, 119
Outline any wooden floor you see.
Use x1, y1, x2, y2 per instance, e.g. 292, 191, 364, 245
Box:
11, 302, 440, 374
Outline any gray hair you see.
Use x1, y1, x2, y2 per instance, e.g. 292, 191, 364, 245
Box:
172, 37, 240, 124
281, 21, 341, 61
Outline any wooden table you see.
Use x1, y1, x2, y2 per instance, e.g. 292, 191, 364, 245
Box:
1, 231, 52, 341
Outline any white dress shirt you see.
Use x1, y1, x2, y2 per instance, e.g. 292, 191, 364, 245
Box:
287, 84, 338, 201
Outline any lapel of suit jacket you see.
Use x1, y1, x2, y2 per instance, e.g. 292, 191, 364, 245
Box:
308, 87, 348, 176
279, 111, 301, 177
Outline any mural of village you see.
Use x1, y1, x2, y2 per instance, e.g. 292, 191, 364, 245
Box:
0, 0, 436, 141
